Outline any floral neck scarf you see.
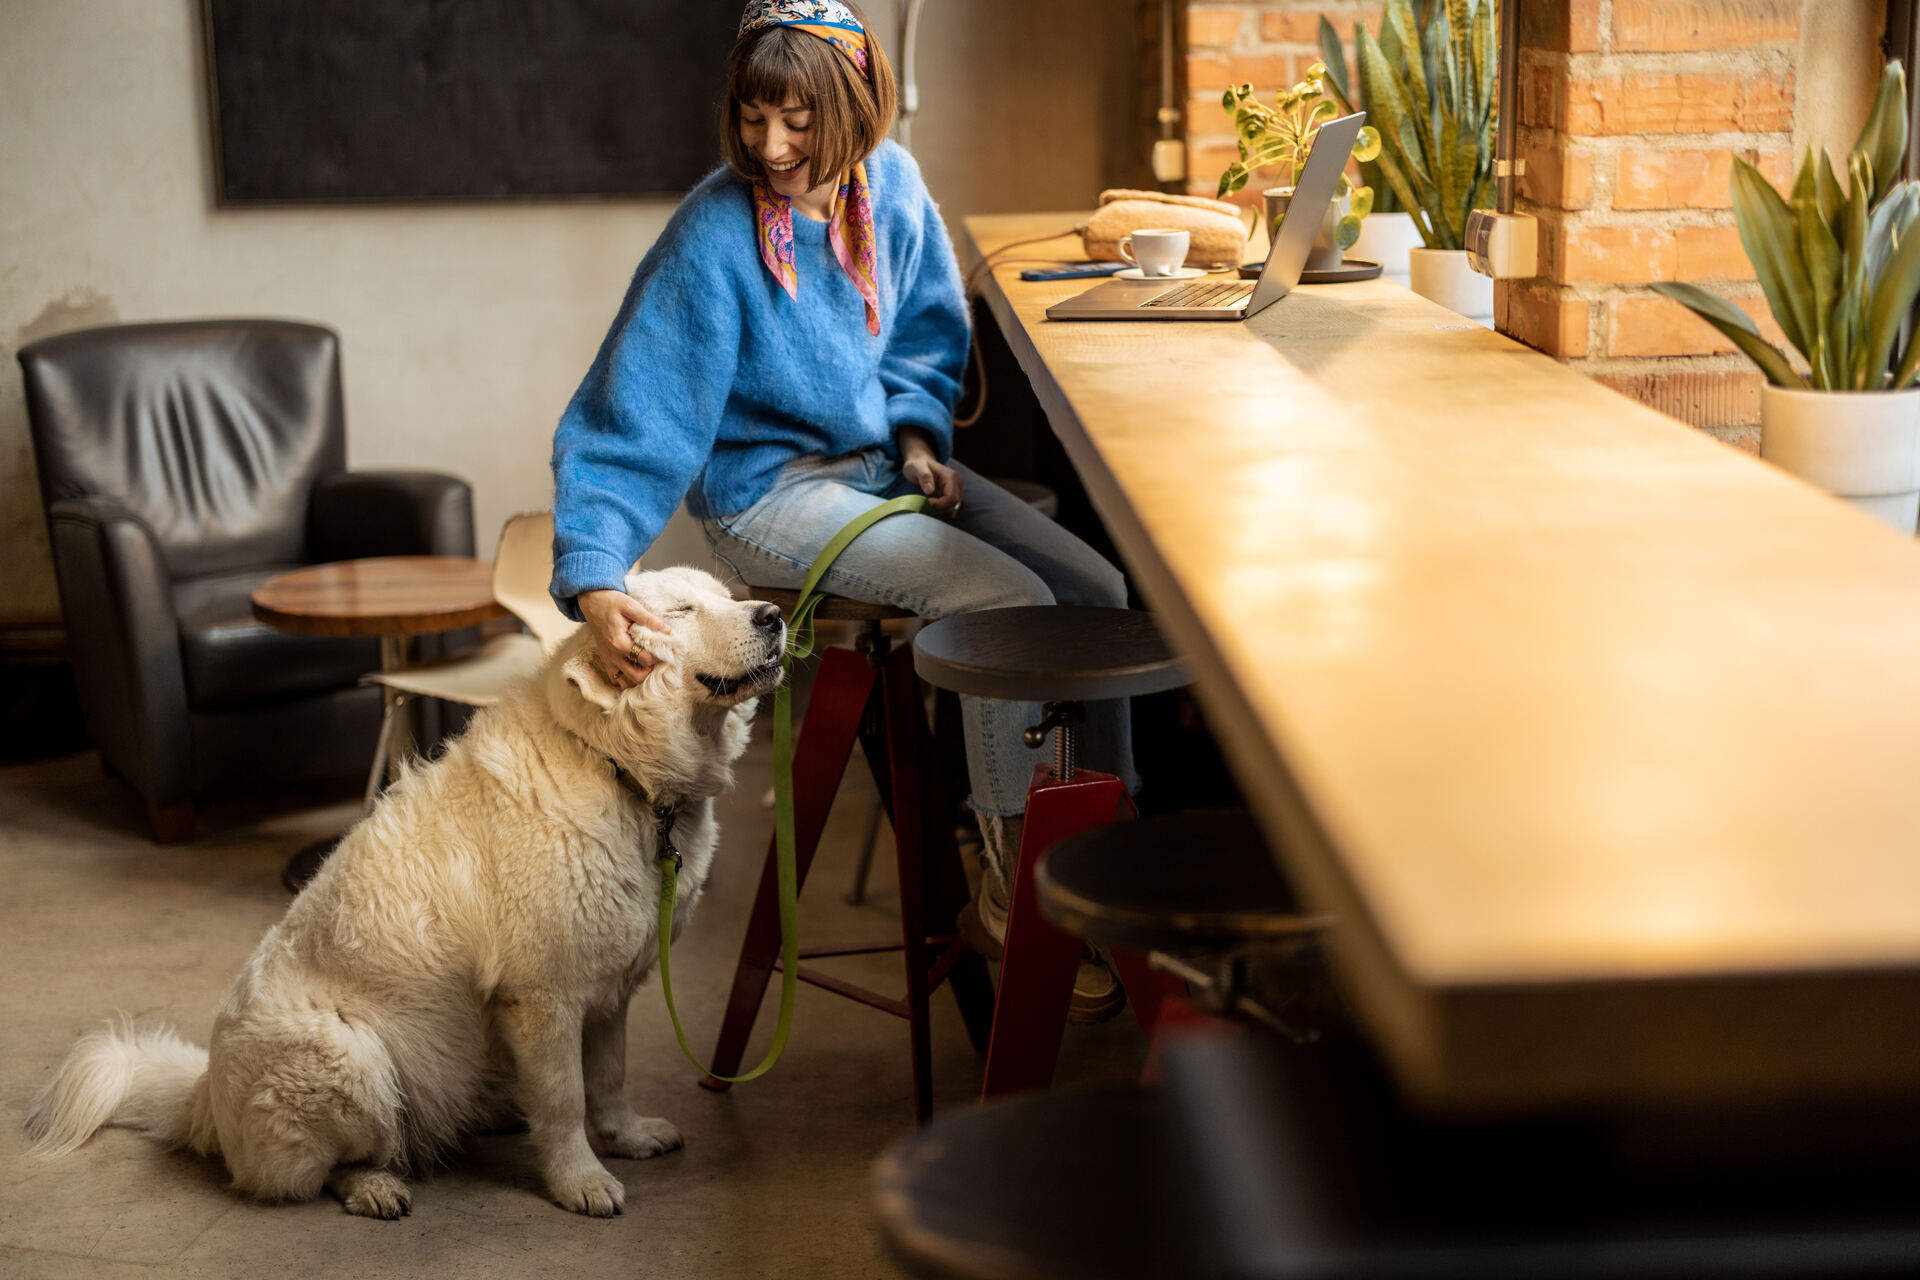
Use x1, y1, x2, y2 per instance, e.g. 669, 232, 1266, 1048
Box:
738, 0, 881, 336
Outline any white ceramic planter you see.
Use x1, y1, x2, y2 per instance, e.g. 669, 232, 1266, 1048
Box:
1351, 210, 1422, 285
1409, 247, 1494, 326
1760, 384, 1920, 533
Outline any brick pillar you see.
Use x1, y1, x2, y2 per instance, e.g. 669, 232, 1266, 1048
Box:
1503, 1, 1801, 453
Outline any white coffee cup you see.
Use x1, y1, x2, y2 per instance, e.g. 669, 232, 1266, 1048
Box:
1117, 228, 1190, 277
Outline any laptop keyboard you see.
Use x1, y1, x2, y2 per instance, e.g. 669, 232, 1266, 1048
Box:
1142, 280, 1255, 309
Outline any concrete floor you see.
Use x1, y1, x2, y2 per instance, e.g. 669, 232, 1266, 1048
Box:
0, 695, 1145, 1278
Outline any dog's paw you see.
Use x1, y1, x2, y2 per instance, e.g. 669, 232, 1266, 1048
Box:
549, 1163, 626, 1217
335, 1169, 412, 1219
592, 1113, 684, 1161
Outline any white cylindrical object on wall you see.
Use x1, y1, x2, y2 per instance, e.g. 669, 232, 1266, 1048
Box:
1761, 384, 1920, 533
1409, 247, 1494, 326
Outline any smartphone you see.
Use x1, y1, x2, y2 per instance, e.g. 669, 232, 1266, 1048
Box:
1019, 262, 1129, 281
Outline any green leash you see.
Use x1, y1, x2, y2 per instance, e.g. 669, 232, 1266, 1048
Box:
656, 493, 932, 1082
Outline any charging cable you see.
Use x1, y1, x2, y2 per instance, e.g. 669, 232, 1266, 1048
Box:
954, 226, 1084, 427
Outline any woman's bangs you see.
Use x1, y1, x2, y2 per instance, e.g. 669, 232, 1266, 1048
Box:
733, 30, 824, 111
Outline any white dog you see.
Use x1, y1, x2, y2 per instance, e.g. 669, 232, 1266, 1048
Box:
27, 566, 783, 1219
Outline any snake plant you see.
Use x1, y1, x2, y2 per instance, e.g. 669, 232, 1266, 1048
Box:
1216, 66, 1384, 251
1318, 0, 1495, 251
1653, 63, 1920, 391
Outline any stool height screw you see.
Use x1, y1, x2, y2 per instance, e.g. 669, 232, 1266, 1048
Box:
1022, 700, 1085, 782
855, 619, 892, 667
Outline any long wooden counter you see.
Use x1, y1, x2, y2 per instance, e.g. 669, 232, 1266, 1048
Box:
965, 212, 1920, 1113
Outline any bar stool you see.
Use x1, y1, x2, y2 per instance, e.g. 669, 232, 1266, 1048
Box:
1036, 810, 1329, 1057
700, 586, 994, 1122
912, 605, 1188, 1098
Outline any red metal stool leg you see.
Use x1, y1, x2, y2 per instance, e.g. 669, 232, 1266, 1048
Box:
879, 641, 936, 1120
980, 763, 1132, 1099
857, 642, 995, 1118
701, 646, 878, 1089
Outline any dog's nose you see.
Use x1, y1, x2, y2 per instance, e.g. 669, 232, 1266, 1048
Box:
751, 602, 783, 631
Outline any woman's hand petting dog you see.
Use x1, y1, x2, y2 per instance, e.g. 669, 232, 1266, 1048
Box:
579, 589, 672, 688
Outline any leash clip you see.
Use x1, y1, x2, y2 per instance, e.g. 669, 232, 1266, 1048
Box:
653, 802, 683, 872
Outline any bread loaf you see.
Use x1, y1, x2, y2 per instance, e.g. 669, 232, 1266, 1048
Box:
1082, 197, 1250, 268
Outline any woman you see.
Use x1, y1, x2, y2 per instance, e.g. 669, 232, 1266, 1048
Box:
549, 0, 1132, 1018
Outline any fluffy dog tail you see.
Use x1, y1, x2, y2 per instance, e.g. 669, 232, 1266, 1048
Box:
25, 1016, 217, 1159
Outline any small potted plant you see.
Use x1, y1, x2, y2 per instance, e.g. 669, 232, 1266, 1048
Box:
1320, 0, 1496, 320
1653, 63, 1920, 532
1217, 64, 1382, 272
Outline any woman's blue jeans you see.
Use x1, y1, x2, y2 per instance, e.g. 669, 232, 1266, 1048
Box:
700, 447, 1136, 817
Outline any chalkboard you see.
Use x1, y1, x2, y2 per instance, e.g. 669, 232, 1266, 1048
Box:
203, 0, 741, 203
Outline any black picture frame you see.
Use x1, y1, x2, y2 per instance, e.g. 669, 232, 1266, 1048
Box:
202, 0, 740, 204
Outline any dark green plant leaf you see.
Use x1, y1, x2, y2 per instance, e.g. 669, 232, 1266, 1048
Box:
1472, 0, 1494, 133
1791, 145, 1818, 207
1384, 0, 1428, 132
1862, 196, 1920, 388
1731, 156, 1815, 362
1866, 182, 1919, 281
1421, 13, 1446, 155
1651, 282, 1806, 387
1446, 110, 1481, 243
1795, 193, 1840, 387
1319, 18, 1350, 102
1446, 0, 1471, 111
1843, 153, 1872, 300
1852, 62, 1909, 205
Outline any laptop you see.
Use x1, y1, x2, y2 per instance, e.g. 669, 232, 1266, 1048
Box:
1045, 111, 1366, 322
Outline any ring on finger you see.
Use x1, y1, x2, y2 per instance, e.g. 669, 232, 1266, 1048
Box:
628, 644, 642, 665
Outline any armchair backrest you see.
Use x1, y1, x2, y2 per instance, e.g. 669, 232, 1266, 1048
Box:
18, 319, 347, 580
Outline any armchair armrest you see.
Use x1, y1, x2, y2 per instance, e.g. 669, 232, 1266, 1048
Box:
46, 495, 193, 806
309, 470, 475, 561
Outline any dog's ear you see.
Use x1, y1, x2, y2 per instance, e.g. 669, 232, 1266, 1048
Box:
561, 648, 622, 711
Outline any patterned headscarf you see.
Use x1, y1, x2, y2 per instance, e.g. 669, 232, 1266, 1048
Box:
738, 0, 881, 336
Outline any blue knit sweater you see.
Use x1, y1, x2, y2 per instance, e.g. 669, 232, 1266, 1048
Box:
549, 140, 969, 615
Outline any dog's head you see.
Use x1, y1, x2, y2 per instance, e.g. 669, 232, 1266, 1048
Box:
560, 566, 786, 714
549, 568, 785, 797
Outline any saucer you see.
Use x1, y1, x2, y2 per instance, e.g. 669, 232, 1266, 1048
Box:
1115, 266, 1207, 280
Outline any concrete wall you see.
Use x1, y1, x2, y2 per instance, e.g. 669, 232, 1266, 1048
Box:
0, 0, 1139, 620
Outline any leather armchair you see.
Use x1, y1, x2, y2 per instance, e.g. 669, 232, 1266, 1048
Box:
19, 319, 474, 842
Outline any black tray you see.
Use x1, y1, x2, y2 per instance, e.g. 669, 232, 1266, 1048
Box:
1239, 257, 1383, 283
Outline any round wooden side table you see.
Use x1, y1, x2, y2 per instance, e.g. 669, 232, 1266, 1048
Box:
252, 556, 510, 890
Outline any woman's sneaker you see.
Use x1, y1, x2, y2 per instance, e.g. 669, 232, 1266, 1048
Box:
960, 858, 1125, 1024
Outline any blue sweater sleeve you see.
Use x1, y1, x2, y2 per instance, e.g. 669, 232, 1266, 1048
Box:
879, 159, 970, 462
550, 206, 742, 618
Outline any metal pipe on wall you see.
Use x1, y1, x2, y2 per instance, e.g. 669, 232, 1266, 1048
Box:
897, 0, 925, 151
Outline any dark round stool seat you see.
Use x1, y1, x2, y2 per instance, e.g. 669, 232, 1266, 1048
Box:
875, 1085, 1187, 1280
745, 584, 916, 623
912, 606, 1185, 702
1036, 811, 1324, 952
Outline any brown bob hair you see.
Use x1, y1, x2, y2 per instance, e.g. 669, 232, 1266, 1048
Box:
718, 4, 898, 187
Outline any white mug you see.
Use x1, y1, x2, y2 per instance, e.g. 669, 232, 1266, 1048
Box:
1117, 228, 1190, 277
